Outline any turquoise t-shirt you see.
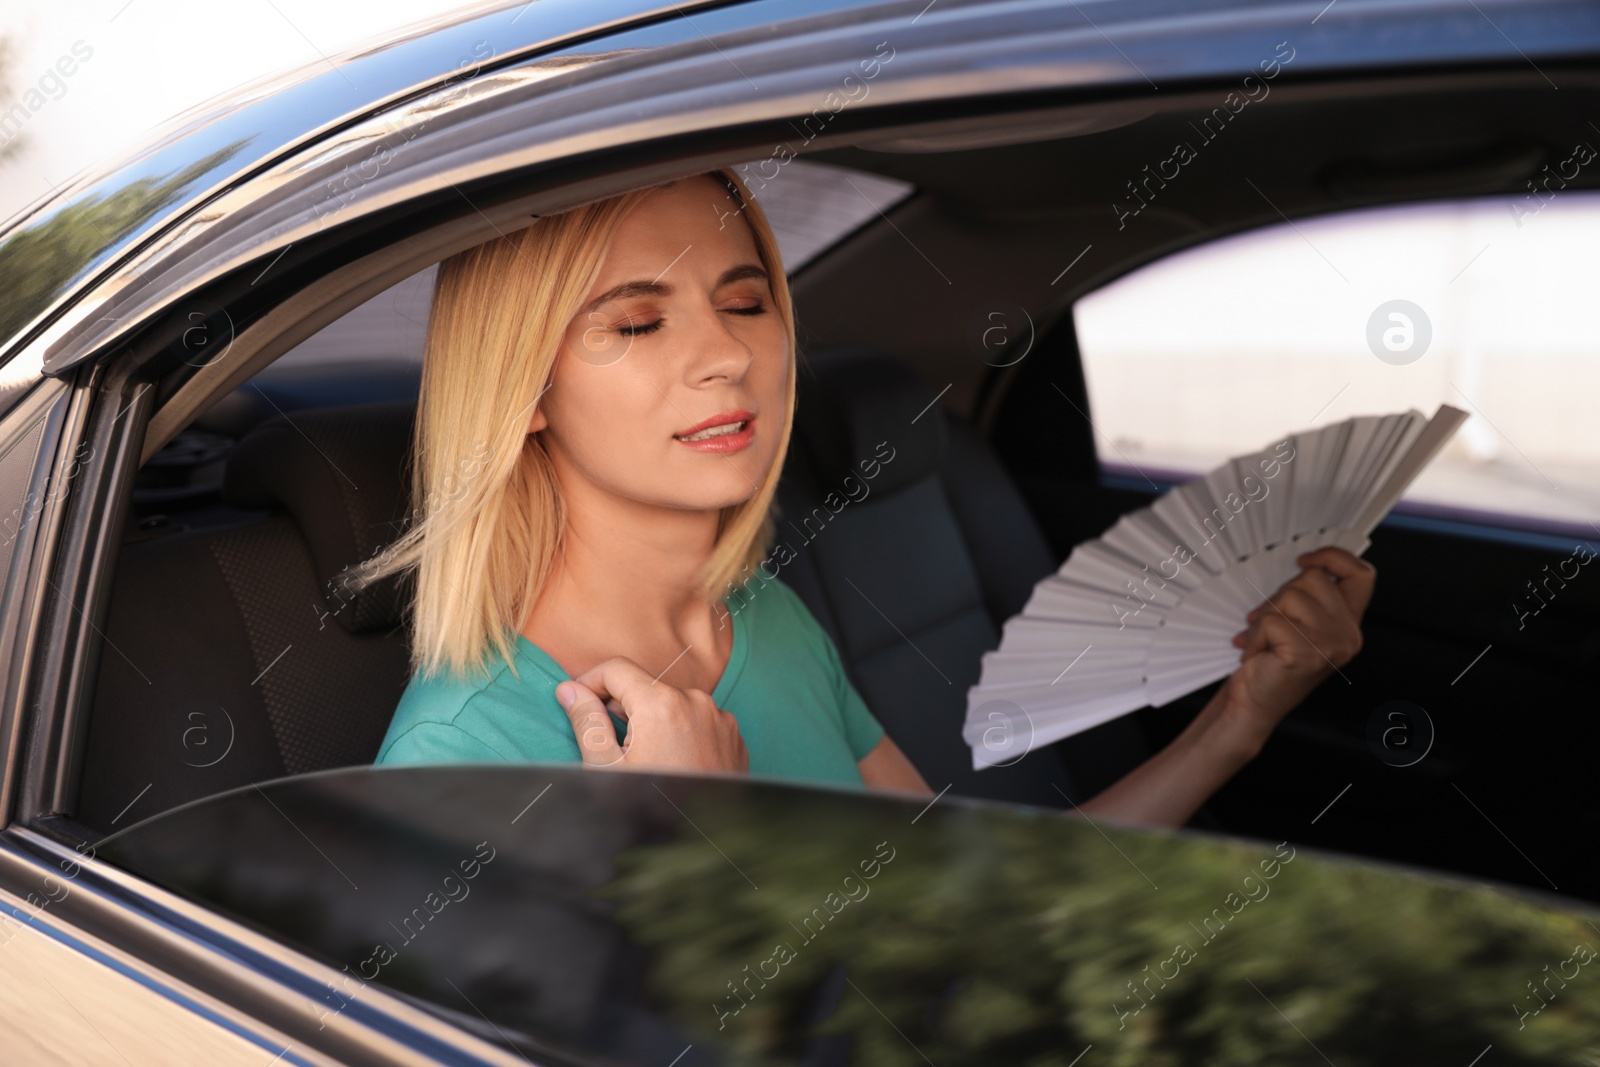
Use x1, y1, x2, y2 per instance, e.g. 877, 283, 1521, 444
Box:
374, 576, 886, 789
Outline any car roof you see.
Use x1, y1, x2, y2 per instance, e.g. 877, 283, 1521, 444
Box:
1, 0, 1596, 379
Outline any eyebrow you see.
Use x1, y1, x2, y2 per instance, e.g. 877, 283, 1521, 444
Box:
579, 263, 769, 317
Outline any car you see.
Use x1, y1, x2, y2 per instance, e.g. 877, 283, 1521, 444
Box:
0, 0, 1597, 1062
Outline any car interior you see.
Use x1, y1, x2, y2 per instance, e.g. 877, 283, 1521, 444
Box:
61, 64, 1600, 912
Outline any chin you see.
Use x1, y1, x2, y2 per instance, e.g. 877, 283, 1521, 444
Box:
662, 454, 775, 506
660, 475, 764, 512
686, 487, 762, 512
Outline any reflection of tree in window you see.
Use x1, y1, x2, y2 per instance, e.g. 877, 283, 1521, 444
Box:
0, 141, 248, 346
598, 788, 1600, 1063
97, 770, 1600, 1062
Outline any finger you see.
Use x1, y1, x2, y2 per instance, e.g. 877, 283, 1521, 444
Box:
1237, 615, 1272, 658
1252, 586, 1329, 631
1242, 613, 1299, 660
555, 679, 623, 766
1247, 572, 1311, 623
1264, 609, 1349, 675
1246, 588, 1289, 624
1295, 546, 1371, 579
1296, 547, 1377, 615
1234, 621, 1258, 652
1228, 614, 1267, 655
1246, 571, 1356, 636
570, 656, 658, 715
1282, 566, 1351, 621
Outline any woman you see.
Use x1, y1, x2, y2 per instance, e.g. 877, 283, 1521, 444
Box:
368, 167, 1374, 828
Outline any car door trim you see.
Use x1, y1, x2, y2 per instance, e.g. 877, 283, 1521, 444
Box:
0, 824, 540, 1066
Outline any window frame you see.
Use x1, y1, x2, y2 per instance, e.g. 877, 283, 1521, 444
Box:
0, 9, 1259, 1062
12, 0, 1187, 836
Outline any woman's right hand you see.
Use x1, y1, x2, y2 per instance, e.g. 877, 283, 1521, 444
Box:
554, 656, 749, 775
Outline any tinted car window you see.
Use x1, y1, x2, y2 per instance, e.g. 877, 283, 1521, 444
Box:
737, 159, 913, 272
99, 765, 1600, 1065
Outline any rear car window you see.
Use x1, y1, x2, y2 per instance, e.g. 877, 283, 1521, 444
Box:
736, 158, 913, 272
266, 159, 913, 377
1074, 192, 1600, 537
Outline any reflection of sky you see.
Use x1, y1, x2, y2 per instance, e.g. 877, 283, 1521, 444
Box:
0, 0, 552, 378
0, 0, 480, 226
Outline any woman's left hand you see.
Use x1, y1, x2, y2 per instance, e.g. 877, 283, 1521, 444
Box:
1218, 546, 1377, 745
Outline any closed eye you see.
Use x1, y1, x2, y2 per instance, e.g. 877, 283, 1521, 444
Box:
617, 300, 766, 335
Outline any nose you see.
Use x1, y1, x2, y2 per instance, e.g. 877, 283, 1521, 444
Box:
683, 301, 755, 387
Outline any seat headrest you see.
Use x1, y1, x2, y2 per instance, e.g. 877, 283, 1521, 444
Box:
219, 350, 944, 633
793, 348, 948, 497
224, 402, 416, 635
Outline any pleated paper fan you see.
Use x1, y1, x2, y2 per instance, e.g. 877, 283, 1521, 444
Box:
964, 405, 1468, 770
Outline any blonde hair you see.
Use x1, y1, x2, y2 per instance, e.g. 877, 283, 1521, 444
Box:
359, 168, 796, 681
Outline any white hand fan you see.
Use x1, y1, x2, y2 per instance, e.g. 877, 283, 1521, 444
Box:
964, 405, 1468, 770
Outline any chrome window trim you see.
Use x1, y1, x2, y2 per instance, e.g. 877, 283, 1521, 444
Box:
30, 0, 1600, 382
0, 825, 534, 1066
0, 0, 746, 376
0, 376, 76, 823
0, 885, 343, 1066
139, 198, 538, 465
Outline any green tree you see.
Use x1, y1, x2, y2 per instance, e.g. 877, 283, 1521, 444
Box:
596, 789, 1600, 1066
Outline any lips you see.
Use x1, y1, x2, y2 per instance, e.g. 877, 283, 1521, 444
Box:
673, 409, 756, 453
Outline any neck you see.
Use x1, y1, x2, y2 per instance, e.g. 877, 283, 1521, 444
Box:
522, 447, 728, 652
